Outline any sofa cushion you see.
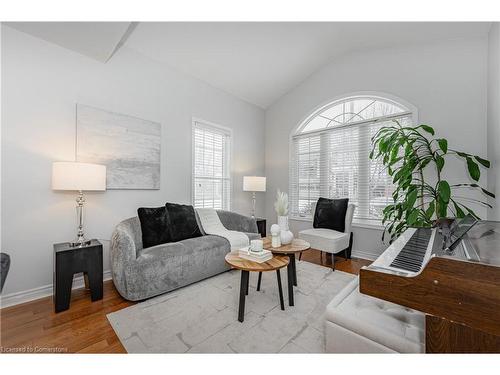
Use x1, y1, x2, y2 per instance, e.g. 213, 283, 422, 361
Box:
166, 202, 203, 242
137, 206, 171, 249
313, 198, 348, 232
325, 277, 424, 353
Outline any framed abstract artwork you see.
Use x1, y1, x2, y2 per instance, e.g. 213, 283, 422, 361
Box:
76, 104, 161, 189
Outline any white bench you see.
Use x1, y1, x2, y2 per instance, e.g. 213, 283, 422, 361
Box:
325, 277, 425, 353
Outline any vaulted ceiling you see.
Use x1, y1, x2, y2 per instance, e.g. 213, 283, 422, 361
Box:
5, 22, 492, 108
7, 22, 137, 63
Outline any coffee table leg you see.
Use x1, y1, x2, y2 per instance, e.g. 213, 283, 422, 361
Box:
287, 262, 294, 306
257, 272, 262, 291
238, 270, 249, 322
245, 272, 249, 295
290, 254, 297, 286
276, 270, 285, 310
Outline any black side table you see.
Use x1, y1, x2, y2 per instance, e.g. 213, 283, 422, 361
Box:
256, 218, 266, 238
53, 239, 103, 313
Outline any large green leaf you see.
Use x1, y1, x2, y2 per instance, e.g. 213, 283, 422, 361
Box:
436, 139, 448, 154
389, 156, 403, 167
419, 125, 435, 135
390, 144, 400, 161
406, 189, 418, 210
435, 154, 445, 172
437, 180, 451, 203
452, 201, 465, 218
425, 201, 435, 220
466, 157, 480, 181
379, 137, 389, 153
407, 209, 419, 226
437, 199, 448, 218
451, 183, 496, 198
474, 155, 490, 168
420, 157, 431, 169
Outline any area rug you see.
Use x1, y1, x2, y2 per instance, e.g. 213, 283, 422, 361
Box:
107, 260, 356, 353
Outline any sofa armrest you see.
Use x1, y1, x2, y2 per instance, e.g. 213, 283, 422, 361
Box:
216, 210, 258, 233
110, 217, 142, 297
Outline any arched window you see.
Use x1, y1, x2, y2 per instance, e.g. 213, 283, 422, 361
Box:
290, 94, 415, 221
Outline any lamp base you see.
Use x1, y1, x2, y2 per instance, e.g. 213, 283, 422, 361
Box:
251, 192, 256, 218
71, 191, 91, 248
70, 234, 91, 248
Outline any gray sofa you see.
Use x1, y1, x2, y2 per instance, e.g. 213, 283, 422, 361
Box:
110, 210, 260, 301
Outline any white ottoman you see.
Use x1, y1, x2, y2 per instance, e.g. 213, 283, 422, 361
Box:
325, 277, 425, 353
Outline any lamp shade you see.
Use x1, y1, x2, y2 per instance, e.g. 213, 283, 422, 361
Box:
243, 176, 266, 192
52, 162, 106, 191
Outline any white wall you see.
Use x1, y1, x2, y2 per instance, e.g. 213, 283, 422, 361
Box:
487, 23, 500, 220
1, 26, 265, 299
265, 38, 488, 259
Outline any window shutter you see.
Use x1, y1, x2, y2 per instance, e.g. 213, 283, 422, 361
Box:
290, 106, 412, 221
192, 121, 231, 210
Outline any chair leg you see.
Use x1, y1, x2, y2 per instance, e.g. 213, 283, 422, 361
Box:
331, 253, 335, 271
346, 232, 353, 260
299, 251, 302, 261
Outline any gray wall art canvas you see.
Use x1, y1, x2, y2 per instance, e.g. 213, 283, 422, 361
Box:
76, 104, 161, 189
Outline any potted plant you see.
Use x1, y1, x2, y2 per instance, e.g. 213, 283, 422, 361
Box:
370, 121, 495, 242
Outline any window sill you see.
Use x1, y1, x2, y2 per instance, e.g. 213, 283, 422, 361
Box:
290, 217, 385, 230
351, 219, 385, 230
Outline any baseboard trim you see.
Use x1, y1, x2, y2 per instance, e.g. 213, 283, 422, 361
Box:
351, 250, 379, 261
0, 270, 112, 309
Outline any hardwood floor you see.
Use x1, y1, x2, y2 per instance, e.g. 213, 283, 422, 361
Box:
0, 254, 371, 354
299, 249, 372, 274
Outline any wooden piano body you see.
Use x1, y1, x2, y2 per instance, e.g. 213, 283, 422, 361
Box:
359, 220, 500, 353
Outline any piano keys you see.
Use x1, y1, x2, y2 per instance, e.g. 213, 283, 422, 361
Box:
359, 219, 500, 353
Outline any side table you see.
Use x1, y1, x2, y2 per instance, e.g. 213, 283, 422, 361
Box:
258, 238, 311, 306
225, 253, 289, 322
53, 239, 103, 313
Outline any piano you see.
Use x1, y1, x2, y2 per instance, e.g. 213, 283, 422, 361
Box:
359, 217, 500, 353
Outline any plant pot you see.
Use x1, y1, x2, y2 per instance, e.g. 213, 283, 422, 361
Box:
278, 215, 294, 245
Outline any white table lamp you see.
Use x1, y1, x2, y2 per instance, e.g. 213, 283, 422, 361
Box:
243, 176, 266, 218
52, 162, 106, 247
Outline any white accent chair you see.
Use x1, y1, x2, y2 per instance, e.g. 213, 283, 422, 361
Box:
325, 277, 425, 353
298, 202, 355, 270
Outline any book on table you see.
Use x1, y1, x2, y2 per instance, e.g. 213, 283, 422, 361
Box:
238, 247, 273, 263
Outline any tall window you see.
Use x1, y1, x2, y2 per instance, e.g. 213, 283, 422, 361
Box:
192, 119, 232, 210
290, 95, 414, 221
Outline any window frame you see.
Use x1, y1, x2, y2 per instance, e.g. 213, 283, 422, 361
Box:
191, 117, 233, 211
289, 93, 418, 223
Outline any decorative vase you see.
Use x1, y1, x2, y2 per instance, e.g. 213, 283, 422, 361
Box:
278, 215, 294, 245
270, 224, 281, 248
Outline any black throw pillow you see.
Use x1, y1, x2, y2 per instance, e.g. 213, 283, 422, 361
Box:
313, 197, 349, 232
165, 202, 203, 242
137, 206, 171, 249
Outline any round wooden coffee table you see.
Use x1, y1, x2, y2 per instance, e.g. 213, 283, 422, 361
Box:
259, 238, 311, 306
225, 252, 289, 322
